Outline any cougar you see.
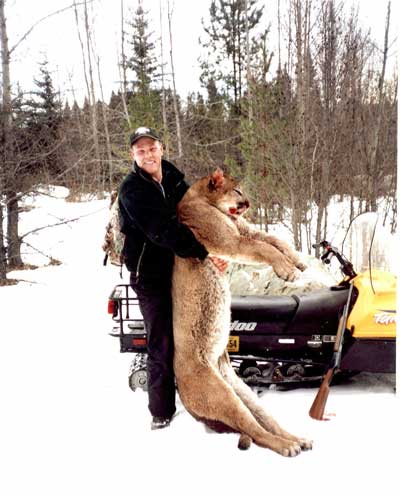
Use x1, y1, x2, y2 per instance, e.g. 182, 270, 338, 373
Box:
172, 169, 312, 457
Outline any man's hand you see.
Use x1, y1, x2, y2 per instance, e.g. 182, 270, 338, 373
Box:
209, 256, 229, 273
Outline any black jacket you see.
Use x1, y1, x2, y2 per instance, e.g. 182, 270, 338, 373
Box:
118, 159, 208, 283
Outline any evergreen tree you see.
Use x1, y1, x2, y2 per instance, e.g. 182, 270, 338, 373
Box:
124, 2, 162, 132
126, 1, 157, 95
33, 60, 62, 119
200, 0, 265, 114
24, 59, 63, 180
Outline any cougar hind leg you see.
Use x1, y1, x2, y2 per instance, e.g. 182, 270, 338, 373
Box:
177, 365, 302, 457
191, 409, 253, 450
219, 353, 313, 451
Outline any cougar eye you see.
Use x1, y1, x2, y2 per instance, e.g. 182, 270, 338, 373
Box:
233, 188, 243, 196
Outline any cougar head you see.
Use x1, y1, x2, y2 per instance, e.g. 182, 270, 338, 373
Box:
207, 168, 250, 217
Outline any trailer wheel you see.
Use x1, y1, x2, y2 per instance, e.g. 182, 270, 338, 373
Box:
129, 369, 148, 391
128, 354, 148, 392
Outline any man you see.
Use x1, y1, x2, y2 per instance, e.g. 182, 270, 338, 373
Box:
118, 127, 226, 430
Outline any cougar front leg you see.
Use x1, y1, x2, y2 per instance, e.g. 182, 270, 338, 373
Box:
262, 234, 307, 271
235, 218, 306, 272
233, 238, 298, 281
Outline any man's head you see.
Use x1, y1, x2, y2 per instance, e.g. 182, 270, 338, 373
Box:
129, 127, 161, 147
129, 127, 163, 181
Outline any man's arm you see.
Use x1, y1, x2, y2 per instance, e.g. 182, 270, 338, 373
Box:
119, 182, 208, 260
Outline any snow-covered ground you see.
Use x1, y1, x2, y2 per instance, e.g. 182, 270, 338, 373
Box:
0, 188, 397, 495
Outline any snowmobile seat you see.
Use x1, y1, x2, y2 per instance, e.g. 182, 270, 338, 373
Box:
231, 294, 298, 333
289, 286, 350, 334
230, 286, 350, 335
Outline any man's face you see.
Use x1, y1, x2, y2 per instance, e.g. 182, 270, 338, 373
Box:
131, 137, 163, 179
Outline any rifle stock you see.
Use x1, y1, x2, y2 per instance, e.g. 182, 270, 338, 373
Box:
309, 283, 354, 421
309, 368, 335, 420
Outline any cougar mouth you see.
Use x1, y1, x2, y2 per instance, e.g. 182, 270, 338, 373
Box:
229, 200, 249, 216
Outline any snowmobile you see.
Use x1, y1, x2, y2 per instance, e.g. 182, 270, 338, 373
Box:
107, 212, 396, 391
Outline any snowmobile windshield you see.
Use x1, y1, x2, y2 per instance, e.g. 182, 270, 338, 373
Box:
341, 212, 397, 277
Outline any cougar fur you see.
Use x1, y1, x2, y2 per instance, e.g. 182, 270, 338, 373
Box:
172, 169, 313, 457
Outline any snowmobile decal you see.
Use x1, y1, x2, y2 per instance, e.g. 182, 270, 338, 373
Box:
230, 320, 257, 331
374, 310, 396, 325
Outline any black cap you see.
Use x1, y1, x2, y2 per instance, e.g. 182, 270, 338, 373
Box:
129, 127, 161, 147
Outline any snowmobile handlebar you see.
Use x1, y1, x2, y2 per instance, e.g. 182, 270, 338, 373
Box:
312, 241, 357, 279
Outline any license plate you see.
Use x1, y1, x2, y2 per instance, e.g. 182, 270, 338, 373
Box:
227, 336, 239, 353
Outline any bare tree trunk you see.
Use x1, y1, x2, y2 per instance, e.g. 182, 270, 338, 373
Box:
73, 0, 91, 194
1, 0, 23, 274
73, 0, 101, 189
290, 188, 301, 251
308, 136, 318, 254
0, 0, 9, 280
83, 0, 101, 188
117, 50, 132, 127
159, 0, 169, 154
73, 1, 91, 100
367, 1, 391, 211
119, 0, 131, 126
237, 5, 243, 106
244, 0, 253, 122
278, 0, 282, 70
291, 0, 311, 251
0, 202, 6, 280
6, 197, 23, 268
96, 55, 113, 190
120, 0, 128, 98
167, 1, 182, 158
67, 71, 88, 191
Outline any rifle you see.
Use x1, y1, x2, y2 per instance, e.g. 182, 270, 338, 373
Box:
309, 282, 354, 420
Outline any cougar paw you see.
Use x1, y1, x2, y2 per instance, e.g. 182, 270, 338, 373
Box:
282, 441, 302, 457
283, 268, 299, 282
296, 261, 308, 272
238, 434, 252, 450
299, 438, 313, 451
274, 264, 297, 282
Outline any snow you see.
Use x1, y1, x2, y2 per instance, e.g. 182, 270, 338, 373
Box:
0, 188, 398, 495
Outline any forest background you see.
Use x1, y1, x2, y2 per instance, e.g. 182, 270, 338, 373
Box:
0, 0, 397, 284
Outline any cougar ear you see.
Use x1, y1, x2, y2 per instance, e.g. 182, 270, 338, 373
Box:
208, 168, 225, 191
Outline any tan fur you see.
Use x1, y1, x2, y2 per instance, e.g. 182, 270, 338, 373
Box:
172, 170, 312, 457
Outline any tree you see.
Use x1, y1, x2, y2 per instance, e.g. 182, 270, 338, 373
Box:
126, 1, 157, 95
0, 60, 64, 271
124, 1, 162, 132
73, 0, 103, 192
365, 1, 393, 211
0, 0, 93, 282
167, 0, 182, 157
26, 59, 63, 179
0, 0, 11, 278
312, 0, 342, 250
200, 0, 265, 114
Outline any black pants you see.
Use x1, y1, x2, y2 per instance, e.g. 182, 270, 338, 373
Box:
130, 273, 176, 419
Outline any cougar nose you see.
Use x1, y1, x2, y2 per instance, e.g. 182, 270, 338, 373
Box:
238, 200, 249, 210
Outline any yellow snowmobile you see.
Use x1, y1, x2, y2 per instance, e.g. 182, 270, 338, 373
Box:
108, 212, 396, 393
